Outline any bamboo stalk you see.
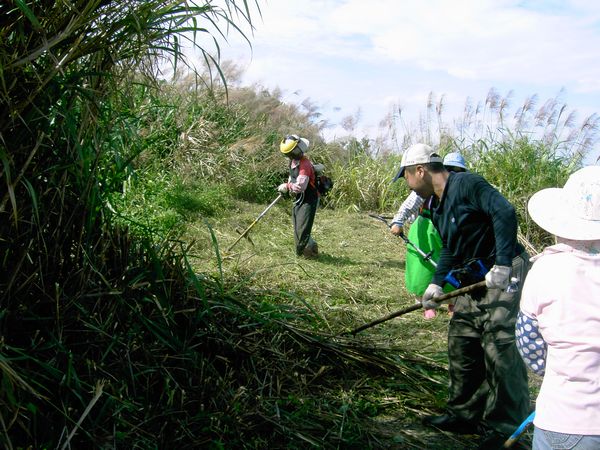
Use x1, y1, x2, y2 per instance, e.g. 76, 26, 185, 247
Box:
344, 281, 487, 336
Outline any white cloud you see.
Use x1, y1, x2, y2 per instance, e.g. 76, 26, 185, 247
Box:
198, 0, 600, 161
222, 0, 600, 96
326, 0, 598, 87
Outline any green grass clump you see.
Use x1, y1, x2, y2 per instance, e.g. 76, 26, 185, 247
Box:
167, 181, 233, 218
325, 145, 407, 212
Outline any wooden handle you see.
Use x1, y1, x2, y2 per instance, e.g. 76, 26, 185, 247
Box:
343, 280, 487, 336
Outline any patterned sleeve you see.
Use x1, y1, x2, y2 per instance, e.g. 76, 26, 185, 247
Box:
515, 310, 547, 376
392, 191, 424, 227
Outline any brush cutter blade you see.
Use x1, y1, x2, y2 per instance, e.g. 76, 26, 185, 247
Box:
236, 228, 255, 246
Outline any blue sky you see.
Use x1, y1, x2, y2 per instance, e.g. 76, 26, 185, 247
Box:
197, 0, 600, 163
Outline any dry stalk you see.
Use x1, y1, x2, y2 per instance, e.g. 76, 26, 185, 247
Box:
60, 380, 105, 450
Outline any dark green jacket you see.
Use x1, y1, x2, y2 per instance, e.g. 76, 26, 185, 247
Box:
431, 172, 523, 286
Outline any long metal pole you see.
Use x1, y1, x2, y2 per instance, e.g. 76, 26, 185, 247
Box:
368, 214, 437, 268
227, 194, 283, 252
398, 233, 437, 268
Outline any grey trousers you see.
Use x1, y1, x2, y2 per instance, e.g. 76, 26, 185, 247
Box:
445, 252, 532, 436
292, 197, 318, 256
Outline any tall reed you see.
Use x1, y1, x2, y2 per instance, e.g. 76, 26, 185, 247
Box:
0, 1, 259, 446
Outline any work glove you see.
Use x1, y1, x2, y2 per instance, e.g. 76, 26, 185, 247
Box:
421, 283, 444, 310
277, 183, 289, 194
485, 265, 511, 290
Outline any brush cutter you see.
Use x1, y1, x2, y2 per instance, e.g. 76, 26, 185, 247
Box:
368, 214, 437, 268
343, 280, 487, 336
369, 214, 490, 289
227, 194, 283, 252
235, 227, 255, 246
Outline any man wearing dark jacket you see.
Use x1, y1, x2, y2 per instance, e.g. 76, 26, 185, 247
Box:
394, 143, 531, 450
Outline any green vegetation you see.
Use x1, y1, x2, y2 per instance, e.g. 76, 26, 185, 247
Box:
0, 1, 593, 448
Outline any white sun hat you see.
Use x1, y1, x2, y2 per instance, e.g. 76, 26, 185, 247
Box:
527, 165, 600, 240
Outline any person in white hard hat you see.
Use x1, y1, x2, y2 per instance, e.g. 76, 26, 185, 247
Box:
278, 134, 320, 258
390, 151, 468, 319
516, 165, 600, 450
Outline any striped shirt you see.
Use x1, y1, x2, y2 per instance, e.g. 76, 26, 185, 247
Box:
392, 191, 425, 227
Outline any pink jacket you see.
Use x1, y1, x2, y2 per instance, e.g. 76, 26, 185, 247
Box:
520, 242, 600, 434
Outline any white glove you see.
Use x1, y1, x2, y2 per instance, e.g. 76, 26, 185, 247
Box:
421, 283, 444, 310
485, 265, 511, 290
277, 183, 289, 194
